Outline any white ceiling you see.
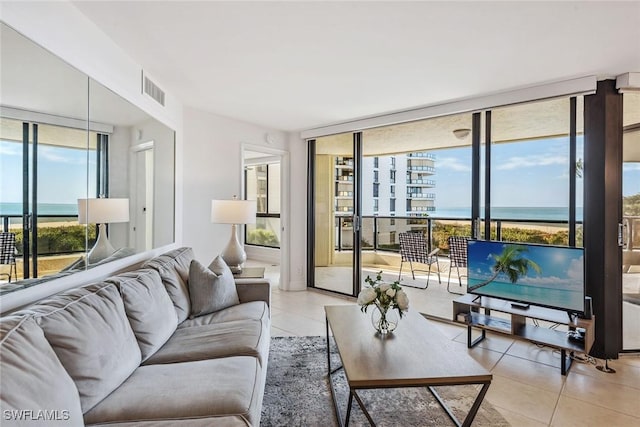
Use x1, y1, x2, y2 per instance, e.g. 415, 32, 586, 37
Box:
72, 1, 640, 132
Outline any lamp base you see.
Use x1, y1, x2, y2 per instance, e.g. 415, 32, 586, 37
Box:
228, 265, 243, 274
88, 223, 116, 264
221, 224, 246, 274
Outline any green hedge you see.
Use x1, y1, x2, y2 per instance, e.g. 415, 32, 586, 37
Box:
12, 225, 97, 256
624, 193, 640, 216
433, 222, 581, 252
247, 228, 279, 247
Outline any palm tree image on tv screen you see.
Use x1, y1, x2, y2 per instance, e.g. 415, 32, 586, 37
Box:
467, 241, 585, 313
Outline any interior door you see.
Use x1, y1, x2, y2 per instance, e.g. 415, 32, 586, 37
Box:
131, 144, 154, 251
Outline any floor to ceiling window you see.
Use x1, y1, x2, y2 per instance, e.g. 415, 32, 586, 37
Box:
308, 94, 587, 322
489, 97, 583, 246
0, 118, 100, 281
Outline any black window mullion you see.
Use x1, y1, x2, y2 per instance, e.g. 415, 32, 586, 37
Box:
569, 97, 577, 247
31, 124, 38, 277
353, 132, 363, 297
471, 112, 482, 239
307, 139, 316, 288
22, 122, 30, 279
484, 111, 492, 239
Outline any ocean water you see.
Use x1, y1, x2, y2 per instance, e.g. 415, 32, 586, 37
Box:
1, 203, 583, 221
0, 202, 78, 216
468, 278, 584, 312
431, 206, 584, 222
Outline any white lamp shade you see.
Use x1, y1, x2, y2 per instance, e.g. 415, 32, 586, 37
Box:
78, 198, 130, 224
211, 199, 257, 224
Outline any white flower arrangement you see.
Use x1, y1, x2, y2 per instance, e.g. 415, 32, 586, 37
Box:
357, 271, 409, 318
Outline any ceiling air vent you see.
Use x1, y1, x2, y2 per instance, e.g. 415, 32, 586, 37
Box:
142, 71, 165, 106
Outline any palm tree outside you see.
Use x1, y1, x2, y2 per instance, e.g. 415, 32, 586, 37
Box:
468, 244, 542, 292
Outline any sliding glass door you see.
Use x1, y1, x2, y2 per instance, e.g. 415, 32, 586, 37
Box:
622, 91, 640, 351
0, 118, 98, 281
310, 132, 362, 295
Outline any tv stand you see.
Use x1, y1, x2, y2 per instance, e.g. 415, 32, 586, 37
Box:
453, 294, 595, 375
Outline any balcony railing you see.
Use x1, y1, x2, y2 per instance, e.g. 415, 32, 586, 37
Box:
407, 179, 436, 186
1, 213, 90, 257
408, 152, 436, 160
409, 206, 436, 212
334, 215, 590, 253
406, 193, 435, 199
407, 165, 435, 172
336, 191, 354, 197
335, 158, 353, 166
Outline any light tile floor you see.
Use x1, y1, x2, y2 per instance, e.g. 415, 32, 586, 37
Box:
258, 263, 640, 427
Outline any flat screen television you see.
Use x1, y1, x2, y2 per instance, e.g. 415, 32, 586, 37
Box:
467, 240, 585, 314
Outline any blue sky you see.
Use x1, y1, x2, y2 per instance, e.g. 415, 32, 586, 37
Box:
432, 136, 640, 208
433, 137, 583, 208
0, 140, 95, 205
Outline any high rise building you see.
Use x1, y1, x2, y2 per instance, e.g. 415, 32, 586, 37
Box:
335, 152, 436, 217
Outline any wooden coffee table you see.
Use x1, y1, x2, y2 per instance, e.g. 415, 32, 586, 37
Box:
325, 305, 492, 427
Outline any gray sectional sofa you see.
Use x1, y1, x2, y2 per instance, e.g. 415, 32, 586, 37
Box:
0, 247, 271, 426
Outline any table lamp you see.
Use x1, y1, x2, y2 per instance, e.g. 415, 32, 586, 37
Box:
211, 196, 257, 273
78, 198, 130, 264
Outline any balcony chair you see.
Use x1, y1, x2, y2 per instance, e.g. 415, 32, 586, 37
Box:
398, 232, 441, 289
0, 232, 18, 283
447, 236, 469, 294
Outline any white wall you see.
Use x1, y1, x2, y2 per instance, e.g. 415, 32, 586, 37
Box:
182, 107, 288, 271
288, 134, 308, 291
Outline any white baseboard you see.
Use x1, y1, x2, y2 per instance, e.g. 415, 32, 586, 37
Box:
283, 280, 307, 292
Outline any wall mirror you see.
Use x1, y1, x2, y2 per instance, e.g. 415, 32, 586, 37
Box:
0, 23, 175, 295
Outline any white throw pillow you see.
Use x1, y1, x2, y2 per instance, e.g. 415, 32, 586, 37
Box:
188, 257, 240, 318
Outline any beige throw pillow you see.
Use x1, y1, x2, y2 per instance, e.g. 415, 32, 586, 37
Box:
188, 257, 240, 318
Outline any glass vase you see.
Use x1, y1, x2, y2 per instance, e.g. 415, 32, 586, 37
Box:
371, 305, 398, 334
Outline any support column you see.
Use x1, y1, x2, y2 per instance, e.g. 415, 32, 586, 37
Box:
583, 79, 623, 359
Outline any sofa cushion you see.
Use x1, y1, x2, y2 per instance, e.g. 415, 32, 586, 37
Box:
83, 357, 264, 426
179, 300, 269, 329
189, 258, 239, 318
107, 269, 178, 361
87, 416, 250, 426
142, 247, 194, 323
0, 315, 84, 426
143, 319, 269, 366
30, 283, 142, 413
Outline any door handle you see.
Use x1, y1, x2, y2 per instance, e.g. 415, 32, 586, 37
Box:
353, 214, 360, 232
619, 222, 627, 248
24, 213, 32, 231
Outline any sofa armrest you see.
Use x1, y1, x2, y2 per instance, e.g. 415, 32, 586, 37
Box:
235, 278, 271, 307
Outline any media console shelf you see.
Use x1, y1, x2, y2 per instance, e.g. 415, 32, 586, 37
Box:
453, 294, 595, 375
